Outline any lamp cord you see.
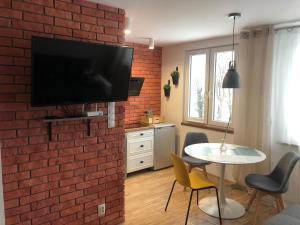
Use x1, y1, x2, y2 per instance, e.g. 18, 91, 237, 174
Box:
232, 16, 236, 64
220, 114, 231, 151
220, 89, 232, 151
221, 16, 236, 151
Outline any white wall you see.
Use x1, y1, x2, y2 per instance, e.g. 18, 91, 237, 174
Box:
161, 36, 237, 181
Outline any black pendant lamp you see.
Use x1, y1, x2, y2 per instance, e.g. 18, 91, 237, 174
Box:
222, 13, 241, 89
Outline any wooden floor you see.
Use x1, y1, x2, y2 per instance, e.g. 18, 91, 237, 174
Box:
123, 167, 278, 225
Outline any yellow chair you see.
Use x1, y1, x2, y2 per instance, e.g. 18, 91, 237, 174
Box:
165, 154, 222, 225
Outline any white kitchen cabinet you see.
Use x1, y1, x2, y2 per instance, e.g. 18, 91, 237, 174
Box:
126, 129, 154, 173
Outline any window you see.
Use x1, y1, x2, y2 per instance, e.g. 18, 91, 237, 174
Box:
184, 46, 236, 128
187, 50, 208, 122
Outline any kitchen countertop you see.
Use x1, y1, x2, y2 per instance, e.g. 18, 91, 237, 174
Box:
125, 125, 154, 133
125, 123, 176, 133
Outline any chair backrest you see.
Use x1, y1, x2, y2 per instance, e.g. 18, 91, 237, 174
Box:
269, 151, 300, 193
182, 132, 209, 157
171, 154, 190, 187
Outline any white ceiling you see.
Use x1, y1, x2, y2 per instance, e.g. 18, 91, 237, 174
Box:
94, 0, 300, 46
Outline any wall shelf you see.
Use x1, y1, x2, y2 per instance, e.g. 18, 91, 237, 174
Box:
43, 115, 103, 141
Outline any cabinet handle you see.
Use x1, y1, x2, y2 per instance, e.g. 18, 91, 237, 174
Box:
140, 133, 144, 136
140, 145, 144, 148
140, 161, 144, 164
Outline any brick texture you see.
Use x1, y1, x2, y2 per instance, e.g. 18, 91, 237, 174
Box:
0, 0, 127, 224
125, 43, 162, 128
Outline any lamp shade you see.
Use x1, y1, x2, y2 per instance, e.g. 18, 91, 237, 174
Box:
222, 61, 240, 88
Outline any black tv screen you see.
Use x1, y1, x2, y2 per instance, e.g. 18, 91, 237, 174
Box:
31, 37, 134, 106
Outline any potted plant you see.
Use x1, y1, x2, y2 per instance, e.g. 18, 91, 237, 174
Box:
171, 66, 180, 85
163, 80, 171, 97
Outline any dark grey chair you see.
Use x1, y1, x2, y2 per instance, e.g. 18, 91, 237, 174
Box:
245, 151, 300, 225
265, 205, 300, 225
181, 132, 211, 179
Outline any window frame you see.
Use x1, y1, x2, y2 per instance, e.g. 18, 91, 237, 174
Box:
183, 48, 210, 124
208, 45, 237, 128
183, 45, 238, 129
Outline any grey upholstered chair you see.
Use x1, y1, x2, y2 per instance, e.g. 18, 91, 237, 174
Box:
264, 205, 300, 225
245, 151, 300, 225
181, 132, 211, 179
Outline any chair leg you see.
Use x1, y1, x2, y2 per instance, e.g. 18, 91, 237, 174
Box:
185, 190, 194, 225
202, 166, 211, 193
196, 190, 199, 205
246, 189, 257, 211
184, 165, 193, 192
253, 191, 264, 225
214, 187, 222, 225
278, 194, 285, 211
165, 180, 176, 211
275, 194, 284, 213
203, 166, 209, 180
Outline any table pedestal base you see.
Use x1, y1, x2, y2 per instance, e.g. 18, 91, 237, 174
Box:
199, 197, 245, 219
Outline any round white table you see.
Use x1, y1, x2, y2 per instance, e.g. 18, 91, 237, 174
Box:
184, 143, 266, 219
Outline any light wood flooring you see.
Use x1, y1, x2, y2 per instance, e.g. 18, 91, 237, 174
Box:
123, 167, 279, 225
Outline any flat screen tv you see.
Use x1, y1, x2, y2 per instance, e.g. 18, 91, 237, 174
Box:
31, 36, 134, 106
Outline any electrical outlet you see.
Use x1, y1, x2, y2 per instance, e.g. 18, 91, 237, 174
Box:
98, 203, 105, 217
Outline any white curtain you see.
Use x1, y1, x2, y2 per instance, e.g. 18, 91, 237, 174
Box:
271, 28, 300, 146
269, 27, 300, 202
233, 26, 300, 202
233, 27, 274, 186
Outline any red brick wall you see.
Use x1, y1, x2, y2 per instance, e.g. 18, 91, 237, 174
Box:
125, 43, 162, 128
0, 0, 126, 224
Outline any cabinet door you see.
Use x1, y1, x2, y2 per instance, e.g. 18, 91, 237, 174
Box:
127, 153, 153, 173
127, 137, 153, 156
126, 129, 154, 139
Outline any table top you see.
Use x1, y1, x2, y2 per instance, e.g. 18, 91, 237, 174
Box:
184, 143, 266, 165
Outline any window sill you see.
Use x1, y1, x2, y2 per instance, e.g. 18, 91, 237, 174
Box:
181, 121, 234, 134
